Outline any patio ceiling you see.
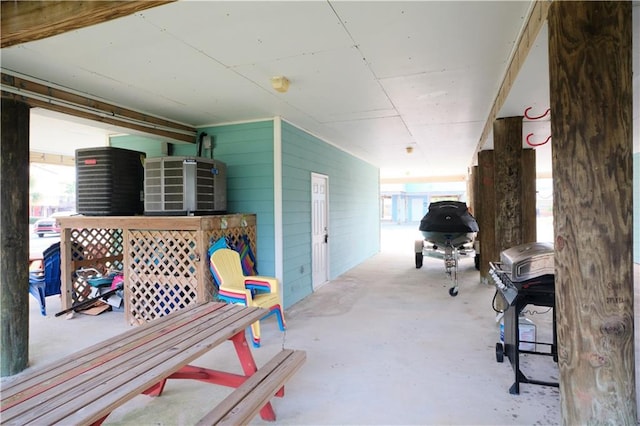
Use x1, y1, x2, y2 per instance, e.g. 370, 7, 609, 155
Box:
1, 1, 557, 180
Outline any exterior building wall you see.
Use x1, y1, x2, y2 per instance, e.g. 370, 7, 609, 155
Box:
111, 118, 380, 308
381, 181, 468, 224
111, 121, 276, 275
281, 121, 380, 306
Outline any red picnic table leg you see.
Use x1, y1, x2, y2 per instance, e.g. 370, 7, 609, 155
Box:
142, 380, 167, 397
230, 331, 277, 421
89, 414, 110, 426
141, 330, 277, 421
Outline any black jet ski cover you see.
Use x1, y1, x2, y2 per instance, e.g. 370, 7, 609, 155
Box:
419, 201, 479, 233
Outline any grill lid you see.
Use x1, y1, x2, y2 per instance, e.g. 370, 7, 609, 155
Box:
499, 242, 554, 282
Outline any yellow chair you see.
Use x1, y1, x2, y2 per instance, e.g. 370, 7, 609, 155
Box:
210, 248, 285, 347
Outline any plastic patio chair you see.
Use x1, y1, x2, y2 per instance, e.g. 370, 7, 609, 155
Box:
29, 242, 62, 316
210, 248, 285, 347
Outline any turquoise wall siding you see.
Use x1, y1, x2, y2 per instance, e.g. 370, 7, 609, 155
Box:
196, 121, 276, 275
391, 195, 400, 223
281, 121, 380, 307
110, 120, 379, 308
110, 121, 277, 276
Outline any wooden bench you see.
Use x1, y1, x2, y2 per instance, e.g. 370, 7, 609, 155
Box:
197, 348, 306, 425
0, 302, 305, 425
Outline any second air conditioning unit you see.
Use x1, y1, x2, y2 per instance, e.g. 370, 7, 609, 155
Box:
144, 156, 227, 215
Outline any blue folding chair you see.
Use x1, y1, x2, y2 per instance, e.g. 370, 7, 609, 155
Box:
29, 242, 61, 316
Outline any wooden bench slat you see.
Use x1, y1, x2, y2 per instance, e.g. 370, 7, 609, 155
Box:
196, 350, 294, 425
0, 303, 237, 413
219, 350, 306, 425
1, 301, 223, 397
196, 349, 307, 426
2, 305, 266, 425
60, 306, 267, 425
3, 306, 263, 424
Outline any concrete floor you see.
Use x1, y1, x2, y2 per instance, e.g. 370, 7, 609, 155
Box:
14, 223, 640, 425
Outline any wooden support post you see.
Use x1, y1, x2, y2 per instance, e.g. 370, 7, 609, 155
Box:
468, 165, 479, 271
493, 116, 526, 252
477, 150, 495, 282
490, 118, 537, 314
467, 166, 477, 216
471, 165, 479, 218
521, 149, 537, 244
549, 1, 635, 423
0, 98, 30, 376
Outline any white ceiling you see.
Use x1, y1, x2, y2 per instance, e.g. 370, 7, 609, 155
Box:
1, 1, 567, 179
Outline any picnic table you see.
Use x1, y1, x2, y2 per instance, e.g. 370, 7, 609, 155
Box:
1, 302, 305, 425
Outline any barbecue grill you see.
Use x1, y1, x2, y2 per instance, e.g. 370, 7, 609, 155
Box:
489, 242, 558, 394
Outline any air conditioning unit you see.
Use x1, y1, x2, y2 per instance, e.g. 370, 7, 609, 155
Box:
144, 156, 227, 215
76, 147, 145, 216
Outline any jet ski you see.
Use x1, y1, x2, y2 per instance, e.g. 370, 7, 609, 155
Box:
419, 201, 478, 247
415, 201, 479, 297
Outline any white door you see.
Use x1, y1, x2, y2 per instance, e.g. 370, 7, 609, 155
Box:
311, 173, 328, 289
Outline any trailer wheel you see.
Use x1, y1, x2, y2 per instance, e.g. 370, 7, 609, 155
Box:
496, 342, 504, 362
415, 253, 423, 269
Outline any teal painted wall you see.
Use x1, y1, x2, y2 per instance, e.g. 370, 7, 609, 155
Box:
110, 120, 379, 308
195, 121, 277, 276
281, 121, 380, 307
110, 121, 276, 277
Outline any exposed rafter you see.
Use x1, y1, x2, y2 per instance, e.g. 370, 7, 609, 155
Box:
1, 72, 196, 143
380, 175, 467, 185
0, 0, 173, 48
472, 0, 551, 163
30, 151, 75, 167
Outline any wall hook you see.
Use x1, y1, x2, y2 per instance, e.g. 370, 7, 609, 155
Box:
526, 133, 551, 147
524, 107, 551, 120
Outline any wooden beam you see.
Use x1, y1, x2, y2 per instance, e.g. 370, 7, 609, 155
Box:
1, 72, 196, 144
477, 150, 496, 282
1, 98, 30, 376
380, 175, 467, 184
1, 1, 174, 48
549, 1, 635, 423
380, 171, 552, 185
521, 148, 537, 243
30, 151, 75, 167
493, 116, 525, 252
467, 166, 478, 216
471, 0, 551, 164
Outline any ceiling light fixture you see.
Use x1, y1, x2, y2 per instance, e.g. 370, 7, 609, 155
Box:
271, 76, 290, 93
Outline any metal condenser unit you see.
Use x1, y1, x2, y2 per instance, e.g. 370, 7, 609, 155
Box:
76, 147, 145, 216
144, 156, 227, 215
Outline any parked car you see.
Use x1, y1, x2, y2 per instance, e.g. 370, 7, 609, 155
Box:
33, 211, 76, 237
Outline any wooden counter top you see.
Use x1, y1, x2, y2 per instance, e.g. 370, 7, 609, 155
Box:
57, 213, 254, 231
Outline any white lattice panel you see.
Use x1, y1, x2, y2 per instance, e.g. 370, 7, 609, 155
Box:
127, 230, 199, 324
69, 228, 123, 304
57, 214, 257, 322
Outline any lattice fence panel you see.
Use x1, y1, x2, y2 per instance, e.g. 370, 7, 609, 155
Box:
127, 230, 199, 324
69, 227, 123, 304
204, 223, 257, 298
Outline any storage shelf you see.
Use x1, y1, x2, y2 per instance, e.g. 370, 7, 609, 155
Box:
58, 214, 256, 325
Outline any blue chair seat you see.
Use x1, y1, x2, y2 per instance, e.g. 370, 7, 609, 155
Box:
28, 242, 62, 316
